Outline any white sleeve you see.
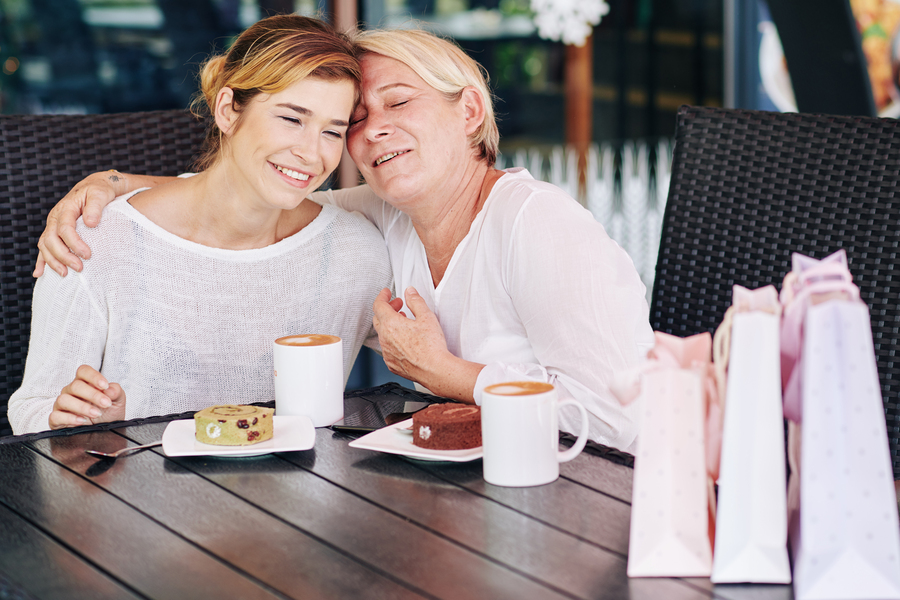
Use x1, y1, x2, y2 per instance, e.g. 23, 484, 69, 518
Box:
473, 195, 654, 452
310, 186, 398, 237
7, 271, 108, 434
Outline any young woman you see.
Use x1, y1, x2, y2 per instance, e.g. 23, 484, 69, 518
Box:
8, 15, 392, 434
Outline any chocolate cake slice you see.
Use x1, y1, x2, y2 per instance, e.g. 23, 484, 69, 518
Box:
412, 403, 481, 450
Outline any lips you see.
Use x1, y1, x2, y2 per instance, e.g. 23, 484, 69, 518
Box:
272, 162, 311, 182
374, 150, 408, 167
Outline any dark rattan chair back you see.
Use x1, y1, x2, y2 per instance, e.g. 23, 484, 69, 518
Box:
0, 110, 207, 437
650, 105, 900, 476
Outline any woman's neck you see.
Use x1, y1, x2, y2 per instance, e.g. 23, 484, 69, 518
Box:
129, 164, 320, 250
410, 163, 505, 287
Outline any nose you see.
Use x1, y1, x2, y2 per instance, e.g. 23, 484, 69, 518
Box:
290, 131, 319, 164
361, 107, 394, 142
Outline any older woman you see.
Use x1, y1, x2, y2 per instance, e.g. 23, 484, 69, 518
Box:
10, 16, 391, 434
34, 28, 652, 451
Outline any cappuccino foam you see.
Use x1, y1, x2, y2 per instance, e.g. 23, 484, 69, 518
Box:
484, 381, 554, 396
275, 334, 341, 347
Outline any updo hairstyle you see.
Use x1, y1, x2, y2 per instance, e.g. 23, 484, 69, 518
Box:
191, 15, 360, 170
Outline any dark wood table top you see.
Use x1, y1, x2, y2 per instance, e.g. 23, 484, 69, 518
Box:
0, 386, 794, 600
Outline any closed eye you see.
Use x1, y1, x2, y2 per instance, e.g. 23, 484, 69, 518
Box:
324, 130, 344, 139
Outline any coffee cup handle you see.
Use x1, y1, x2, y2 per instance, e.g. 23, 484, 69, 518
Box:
557, 399, 589, 463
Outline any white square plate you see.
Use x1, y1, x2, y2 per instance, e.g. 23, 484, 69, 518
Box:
162, 415, 315, 457
348, 418, 482, 462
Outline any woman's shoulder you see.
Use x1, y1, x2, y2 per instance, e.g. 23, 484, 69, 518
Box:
312, 204, 392, 284
60, 196, 151, 285
486, 168, 587, 223
311, 185, 406, 235
314, 204, 389, 259
74, 195, 144, 244
319, 202, 385, 241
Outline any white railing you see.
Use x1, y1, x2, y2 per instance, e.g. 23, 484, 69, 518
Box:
498, 138, 674, 298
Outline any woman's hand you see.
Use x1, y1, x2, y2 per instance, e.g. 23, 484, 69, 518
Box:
35, 171, 124, 277
49, 365, 126, 430
34, 170, 173, 277
372, 286, 483, 402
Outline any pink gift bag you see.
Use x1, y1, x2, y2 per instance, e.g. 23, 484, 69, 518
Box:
781, 250, 900, 600
614, 332, 721, 577
711, 285, 791, 584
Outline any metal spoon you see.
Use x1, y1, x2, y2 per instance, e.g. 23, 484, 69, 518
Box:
85, 441, 162, 459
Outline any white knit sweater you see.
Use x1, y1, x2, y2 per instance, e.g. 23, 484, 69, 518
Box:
8, 193, 392, 434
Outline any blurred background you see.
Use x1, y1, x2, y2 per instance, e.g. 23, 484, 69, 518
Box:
0, 0, 893, 388
0, 0, 723, 137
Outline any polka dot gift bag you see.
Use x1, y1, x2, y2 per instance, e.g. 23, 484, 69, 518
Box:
612, 331, 721, 577
780, 249, 900, 600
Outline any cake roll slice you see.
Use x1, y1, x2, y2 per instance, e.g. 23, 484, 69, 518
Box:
194, 405, 273, 446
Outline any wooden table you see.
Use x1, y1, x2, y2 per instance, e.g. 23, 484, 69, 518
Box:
0, 389, 794, 599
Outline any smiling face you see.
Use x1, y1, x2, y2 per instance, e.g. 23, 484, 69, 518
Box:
346, 53, 480, 211
218, 76, 355, 211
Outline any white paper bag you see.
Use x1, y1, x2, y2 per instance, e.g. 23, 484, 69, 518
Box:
711, 285, 791, 584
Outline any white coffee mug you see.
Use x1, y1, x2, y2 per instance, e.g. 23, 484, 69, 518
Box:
481, 381, 589, 487
273, 334, 343, 427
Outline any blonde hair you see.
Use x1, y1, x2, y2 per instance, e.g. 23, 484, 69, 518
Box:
191, 15, 360, 170
353, 28, 499, 167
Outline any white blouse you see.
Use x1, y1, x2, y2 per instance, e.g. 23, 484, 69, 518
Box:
314, 168, 653, 451
8, 195, 392, 434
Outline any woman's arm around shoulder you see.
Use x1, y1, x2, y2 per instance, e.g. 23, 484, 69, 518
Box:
310, 184, 400, 236
35, 171, 175, 277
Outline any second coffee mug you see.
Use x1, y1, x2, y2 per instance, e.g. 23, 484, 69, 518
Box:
273, 334, 343, 427
481, 381, 589, 487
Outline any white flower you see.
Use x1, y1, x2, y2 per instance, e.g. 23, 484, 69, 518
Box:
531, 0, 610, 46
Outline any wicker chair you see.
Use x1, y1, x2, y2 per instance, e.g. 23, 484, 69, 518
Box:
0, 110, 207, 437
650, 105, 900, 476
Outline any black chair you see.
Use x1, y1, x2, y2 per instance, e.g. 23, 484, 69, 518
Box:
650, 105, 900, 476
0, 110, 207, 438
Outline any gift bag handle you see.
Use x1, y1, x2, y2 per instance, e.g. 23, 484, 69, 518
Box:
782, 261, 854, 305
785, 273, 859, 312
801, 277, 859, 303
798, 261, 852, 284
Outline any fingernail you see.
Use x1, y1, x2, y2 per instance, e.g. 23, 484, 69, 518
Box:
98, 379, 109, 390
406, 287, 417, 296
90, 408, 102, 418
79, 417, 89, 424
100, 397, 111, 408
